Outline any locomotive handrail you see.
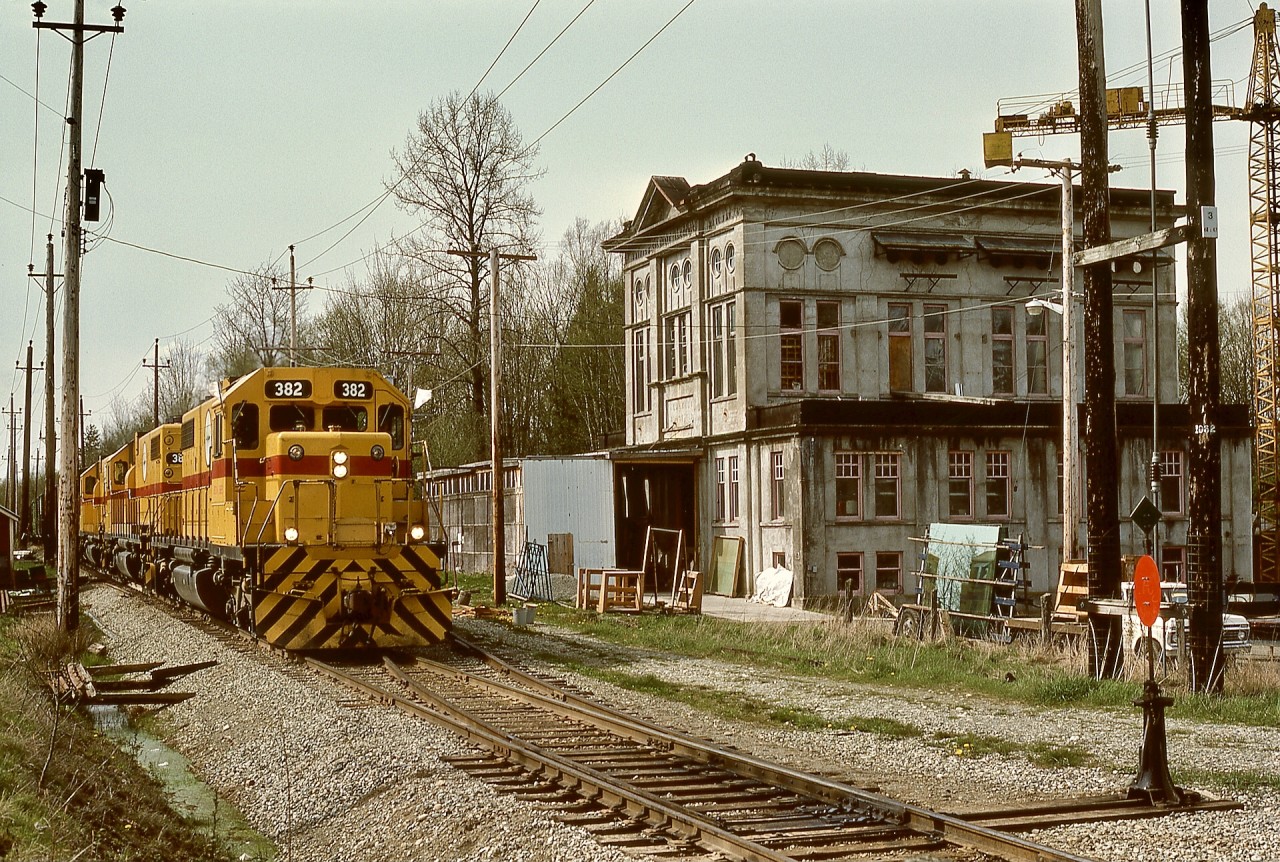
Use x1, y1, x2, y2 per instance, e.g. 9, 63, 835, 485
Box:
252, 480, 291, 547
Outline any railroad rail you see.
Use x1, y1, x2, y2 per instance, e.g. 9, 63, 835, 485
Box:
307, 637, 1235, 862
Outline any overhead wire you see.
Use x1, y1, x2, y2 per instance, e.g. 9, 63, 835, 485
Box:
529, 0, 698, 150
468, 0, 542, 100
495, 0, 598, 101
89, 32, 116, 165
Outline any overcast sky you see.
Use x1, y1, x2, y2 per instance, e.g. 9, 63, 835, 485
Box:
0, 1, 1260, 453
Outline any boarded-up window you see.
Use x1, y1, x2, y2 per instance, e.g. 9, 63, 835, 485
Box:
888, 303, 912, 392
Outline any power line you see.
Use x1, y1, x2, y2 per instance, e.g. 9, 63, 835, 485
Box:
468, 0, 542, 100
495, 0, 598, 101
90, 33, 117, 165
529, 0, 699, 149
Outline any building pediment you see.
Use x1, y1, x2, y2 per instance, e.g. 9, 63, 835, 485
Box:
632, 175, 692, 234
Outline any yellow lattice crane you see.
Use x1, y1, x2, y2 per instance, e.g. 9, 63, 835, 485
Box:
984, 6, 1280, 585
1243, 4, 1280, 585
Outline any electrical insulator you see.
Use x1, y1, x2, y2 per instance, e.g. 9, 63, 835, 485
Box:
84, 169, 104, 222
1149, 457, 1160, 486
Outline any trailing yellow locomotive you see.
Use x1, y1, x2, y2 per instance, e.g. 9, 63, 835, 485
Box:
80, 367, 453, 650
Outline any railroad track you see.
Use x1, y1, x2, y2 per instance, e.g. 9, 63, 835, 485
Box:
84, 577, 1238, 860
308, 637, 1236, 862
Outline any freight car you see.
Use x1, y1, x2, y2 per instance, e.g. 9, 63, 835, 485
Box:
79, 366, 454, 650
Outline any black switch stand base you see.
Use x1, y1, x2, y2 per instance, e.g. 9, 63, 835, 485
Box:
1128, 679, 1195, 807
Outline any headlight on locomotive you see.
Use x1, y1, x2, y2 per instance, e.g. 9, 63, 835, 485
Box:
284, 526, 300, 543
332, 450, 349, 465
370, 444, 385, 462
332, 462, 349, 479
288, 444, 305, 461
409, 524, 426, 542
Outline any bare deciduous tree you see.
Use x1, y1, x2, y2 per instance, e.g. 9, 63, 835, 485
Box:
390, 91, 542, 463
209, 264, 299, 381
782, 144, 851, 172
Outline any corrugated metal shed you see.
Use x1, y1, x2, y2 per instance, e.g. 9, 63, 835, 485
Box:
522, 457, 616, 571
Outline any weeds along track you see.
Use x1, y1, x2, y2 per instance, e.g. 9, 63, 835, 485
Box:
308, 636, 1204, 862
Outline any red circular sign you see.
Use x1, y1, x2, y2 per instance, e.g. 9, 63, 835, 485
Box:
1133, 555, 1161, 628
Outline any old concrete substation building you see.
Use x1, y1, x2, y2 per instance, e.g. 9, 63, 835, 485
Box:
601, 157, 1252, 606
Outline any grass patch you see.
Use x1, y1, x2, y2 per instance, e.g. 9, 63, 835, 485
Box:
571, 666, 924, 737
457, 570, 1280, 728
0, 614, 244, 861
1178, 766, 1280, 794
925, 731, 1094, 769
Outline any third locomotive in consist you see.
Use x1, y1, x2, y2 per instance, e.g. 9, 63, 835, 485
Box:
79, 366, 454, 650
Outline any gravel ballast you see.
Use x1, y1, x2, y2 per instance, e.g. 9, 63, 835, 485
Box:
84, 586, 1279, 862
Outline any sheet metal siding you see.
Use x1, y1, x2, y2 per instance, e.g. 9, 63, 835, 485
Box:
522, 459, 617, 570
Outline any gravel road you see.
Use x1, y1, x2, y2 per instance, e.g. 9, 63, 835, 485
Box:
83, 585, 1279, 862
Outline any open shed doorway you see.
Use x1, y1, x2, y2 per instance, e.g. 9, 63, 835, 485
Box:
613, 462, 697, 596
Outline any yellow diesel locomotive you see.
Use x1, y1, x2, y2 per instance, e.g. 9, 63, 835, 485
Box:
80, 366, 453, 650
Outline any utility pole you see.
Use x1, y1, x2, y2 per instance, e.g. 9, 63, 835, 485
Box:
3, 397, 20, 511
446, 246, 536, 606
272, 247, 312, 368
29, 235, 59, 564
143, 338, 170, 426
16, 342, 42, 540
1182, 0, 1225, 694
34, 0, 126, 632
1013, 157, 1080, 563
1076, 0, 1124, 679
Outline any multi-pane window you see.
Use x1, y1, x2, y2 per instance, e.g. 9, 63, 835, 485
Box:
985, 451, 1011, 518
835, 452, 861, 518
923, 303, 946, 393
875, 551, 902, 592
1026, 311, 1048, 394
1159, 450, 1184, 514
714, 457, 727, 522
948, 451, 974, 519
780, 300, 803, 391
663, 311, 691, 379
888, 303, 912, 392
770, 451, 785, 519
710, 300, 737, 398
1161, 546, 1186, 583
817, 301, 841, 391
873, 453, 901, 519
727, 455, 740, 521
1123, 309, 1147, 395
837, 552, 863, 594
992, 306, 1014, 394
631, 329, 650, 413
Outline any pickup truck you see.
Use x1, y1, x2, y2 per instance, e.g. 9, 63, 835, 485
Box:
1119, 581, 1252, 666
